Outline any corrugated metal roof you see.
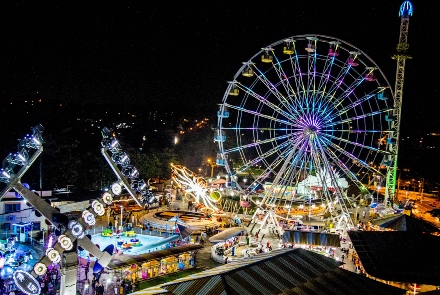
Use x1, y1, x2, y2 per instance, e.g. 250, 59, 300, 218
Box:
371, 213, 439, 233
134, 248, 404, 295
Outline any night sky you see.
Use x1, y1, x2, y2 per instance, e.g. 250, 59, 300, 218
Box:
0, 0, 438, 132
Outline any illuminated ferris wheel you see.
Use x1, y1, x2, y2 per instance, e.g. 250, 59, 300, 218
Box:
215, 35, 393, 228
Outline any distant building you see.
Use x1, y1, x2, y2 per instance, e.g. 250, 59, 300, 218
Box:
0, 191, 51, 242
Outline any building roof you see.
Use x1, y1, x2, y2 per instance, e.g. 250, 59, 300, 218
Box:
109, 244, 203, 269
348, 231, 440, 285
371, 213, 440, 233
131, 248, 405, 295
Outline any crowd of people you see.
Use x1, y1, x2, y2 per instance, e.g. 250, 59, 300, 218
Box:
38, 266, 61, 295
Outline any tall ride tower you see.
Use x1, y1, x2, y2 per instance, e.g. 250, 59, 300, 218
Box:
385, 1, 413, 205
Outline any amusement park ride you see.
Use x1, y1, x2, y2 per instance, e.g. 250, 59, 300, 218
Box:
170, 164, 221, 211
214, 1, 414, 234
0, 1, 413, 294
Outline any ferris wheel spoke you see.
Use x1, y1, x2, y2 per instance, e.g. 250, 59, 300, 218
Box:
250, 65, 303, 119
271, 52, 304, 113
317, 55, 364, 116
263, 140, 309, 205
321, 129, 390, 134
320, 132, 391, 155
237, 82, 299, 121
319, 136, 383, 176
223, 103, 296, 127
323, 66, 375, 116
314, 57, 338, 113
235, 136, 300, 172
305, 41, 319, 110
314, 140, 354, 212
323, 52, 361, 100
288, 46, 310, 106
325, 108, 393, 127
318, 138, 371, 192
222, 132, 296, 154
251, 146, 299, 197
323, 90, 384, 124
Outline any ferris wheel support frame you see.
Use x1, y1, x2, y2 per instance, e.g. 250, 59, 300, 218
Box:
385, 1, 413, 205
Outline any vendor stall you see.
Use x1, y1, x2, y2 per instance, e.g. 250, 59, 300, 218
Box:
160, 256, 178, 274
141, 260, 160, 279
123, 264, 139, 283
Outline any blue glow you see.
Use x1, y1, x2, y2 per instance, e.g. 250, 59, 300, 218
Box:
399, 1, 413, 17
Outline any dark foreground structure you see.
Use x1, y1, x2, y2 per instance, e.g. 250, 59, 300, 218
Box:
131, 248, 405, 295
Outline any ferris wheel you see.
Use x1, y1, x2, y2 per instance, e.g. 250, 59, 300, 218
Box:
215, 35, 393, 229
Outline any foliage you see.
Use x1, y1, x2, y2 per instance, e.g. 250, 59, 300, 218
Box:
175, 127, 217, 172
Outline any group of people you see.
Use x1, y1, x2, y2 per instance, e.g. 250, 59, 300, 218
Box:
113, 279, 135, 295
38, 266, 60, 295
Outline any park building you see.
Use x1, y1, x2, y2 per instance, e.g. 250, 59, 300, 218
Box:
0, 190, 51, 244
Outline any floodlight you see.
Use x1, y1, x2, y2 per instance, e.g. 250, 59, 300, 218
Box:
82, 211, 96, 226
102, 192, 113, 204
92, 200, 105, 216
111, 182, 122, 195
58, 235, 73, 250
68, 220, 85, 239
33, 262, 48, 276
46, 248, 61, 263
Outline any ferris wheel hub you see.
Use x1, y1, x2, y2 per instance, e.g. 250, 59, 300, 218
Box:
304, 125, 319, 136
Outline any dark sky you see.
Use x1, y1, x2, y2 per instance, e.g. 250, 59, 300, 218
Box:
0, 0, 437, 133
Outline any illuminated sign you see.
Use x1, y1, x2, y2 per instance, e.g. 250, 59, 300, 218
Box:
13, 270, 41, 295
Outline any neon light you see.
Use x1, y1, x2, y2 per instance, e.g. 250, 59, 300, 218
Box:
1, 170, 10, 178
32, 137, 41, 145
399, 1, 413, 17
110, 139, 118, 148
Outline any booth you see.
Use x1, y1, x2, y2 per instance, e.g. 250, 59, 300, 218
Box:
13, 222, 33, 243
160, 256, 178, 274
123, 264, 139, 283
141, 260, 160, 279
109, 244, 202, 283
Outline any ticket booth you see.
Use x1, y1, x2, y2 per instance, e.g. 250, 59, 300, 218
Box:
13, 222, 32, 243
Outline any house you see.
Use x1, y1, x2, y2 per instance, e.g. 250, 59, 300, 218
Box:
0, 191, 51, 242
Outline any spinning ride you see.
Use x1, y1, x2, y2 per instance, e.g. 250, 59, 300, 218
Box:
171, 164, 221, 212
216, 35, 393, 230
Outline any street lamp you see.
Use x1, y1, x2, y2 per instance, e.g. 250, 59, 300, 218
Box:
120, 205, 124, 231
207, 159, 216, 178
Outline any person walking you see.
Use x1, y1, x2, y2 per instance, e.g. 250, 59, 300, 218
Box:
114, 284, 118, 295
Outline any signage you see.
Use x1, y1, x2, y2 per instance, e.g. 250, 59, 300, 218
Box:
13, 270, 41, 295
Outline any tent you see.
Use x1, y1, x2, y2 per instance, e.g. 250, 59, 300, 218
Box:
208, 227, 246, 244
211, 178, 226, 184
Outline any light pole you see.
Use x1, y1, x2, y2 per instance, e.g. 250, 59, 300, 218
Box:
30, 223, 33, 246
207, 159, 216, 178
41, 228, 46, 247
120, 205, 124, 231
